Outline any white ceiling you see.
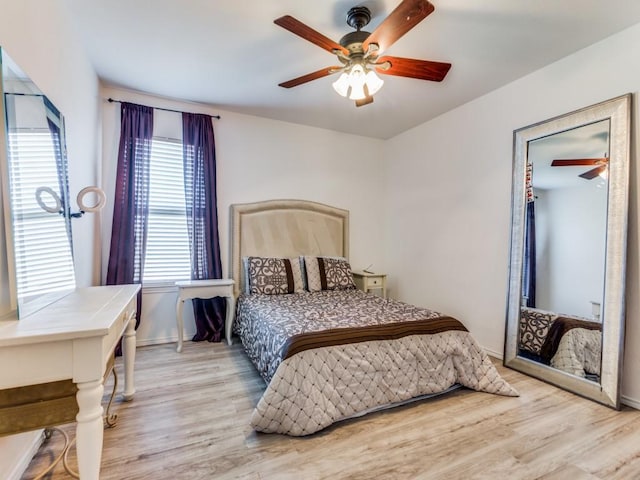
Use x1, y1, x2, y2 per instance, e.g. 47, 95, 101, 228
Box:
64, 0, 640, 140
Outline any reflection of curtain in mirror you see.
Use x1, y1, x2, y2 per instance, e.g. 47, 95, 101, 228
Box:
44, 97, 73, 248
523, 201, 536, 308
522, 162, 536, 307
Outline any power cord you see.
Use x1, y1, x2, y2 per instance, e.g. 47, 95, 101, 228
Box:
29, 427, 79, 479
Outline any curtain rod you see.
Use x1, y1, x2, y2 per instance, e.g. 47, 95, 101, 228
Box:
107, 98, 221, 119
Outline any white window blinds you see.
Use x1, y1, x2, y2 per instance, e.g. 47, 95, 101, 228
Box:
143, 138, 192, 284
7, 131, 75, 301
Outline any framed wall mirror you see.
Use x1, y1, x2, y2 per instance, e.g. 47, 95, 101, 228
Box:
0, 47, 76, 318
504, 94, 631, 409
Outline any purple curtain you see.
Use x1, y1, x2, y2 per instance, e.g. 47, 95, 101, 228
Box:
106, 102, 154, 333
182, 112, 225, 342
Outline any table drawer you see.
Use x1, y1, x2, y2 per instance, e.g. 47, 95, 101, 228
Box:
366, 277, 383, 287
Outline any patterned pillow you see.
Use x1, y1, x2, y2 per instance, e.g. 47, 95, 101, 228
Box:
247, 257, 304, 295
519, 308, 557, 355
303, 256, 356, 292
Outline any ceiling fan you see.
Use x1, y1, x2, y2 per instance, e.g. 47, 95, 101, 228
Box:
550, 157, 609, 180
274, 0, 451, 107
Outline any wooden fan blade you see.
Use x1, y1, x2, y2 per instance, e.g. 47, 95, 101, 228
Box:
278, 67, 341, 88
274, 16, 349, 55
355, 96, 374, 107
579, 165, 607, 180
375, 56, 451, 81
363, 0, 435, 54
551, 158, 608, 166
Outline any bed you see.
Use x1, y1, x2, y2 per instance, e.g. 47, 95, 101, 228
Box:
229, 199, 518, 436
518, 307, 602, 379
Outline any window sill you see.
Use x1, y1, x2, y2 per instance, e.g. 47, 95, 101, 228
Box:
141, 282, 182, 294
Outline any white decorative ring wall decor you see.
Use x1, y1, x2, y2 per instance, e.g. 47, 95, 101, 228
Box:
35, 185, 107, 218
77, 186, 106, 213
35, 186, 62, 214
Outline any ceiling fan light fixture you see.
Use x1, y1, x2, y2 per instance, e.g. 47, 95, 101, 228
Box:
275, 1, 451, 105
332, 64, 384, 101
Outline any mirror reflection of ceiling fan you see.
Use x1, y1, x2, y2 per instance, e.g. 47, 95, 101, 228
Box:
274, 0, 451, 107
550, 156, 609, 180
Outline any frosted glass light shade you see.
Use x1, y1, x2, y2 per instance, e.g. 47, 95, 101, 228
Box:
332, 73, 350, 97
365, 70, 384, 96
347, 64, 366, 100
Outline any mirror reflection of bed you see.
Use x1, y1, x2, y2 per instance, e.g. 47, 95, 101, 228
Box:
518, 120, 609, 382
518, 307, 602, 381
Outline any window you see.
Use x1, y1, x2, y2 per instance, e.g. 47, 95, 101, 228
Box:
7, 130, 75, 300
143, 138, 192, 284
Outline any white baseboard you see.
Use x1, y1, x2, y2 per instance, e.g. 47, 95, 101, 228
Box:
622, 395, 640, 410
135, 335, 179, 347
135, 332, 196, 348
482, 346, 503, 360
0, 430, 44, 480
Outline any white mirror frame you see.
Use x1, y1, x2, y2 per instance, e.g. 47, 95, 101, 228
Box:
504, 94, 631, 409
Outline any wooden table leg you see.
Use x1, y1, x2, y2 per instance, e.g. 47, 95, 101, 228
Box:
176, 298, 185, 353
75, 379, 105, 480
122, 312, 137, 401
225, 295, 236, 346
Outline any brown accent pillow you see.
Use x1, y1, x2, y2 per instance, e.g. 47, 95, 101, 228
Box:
303, 256, 356, 292
247, 257, 304, 295
519, 308, 557, 355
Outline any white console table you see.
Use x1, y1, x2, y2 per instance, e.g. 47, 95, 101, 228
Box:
175, 279, 235, 351
0, 284, 140, 480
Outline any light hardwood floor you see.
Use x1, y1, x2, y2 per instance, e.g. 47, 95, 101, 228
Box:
22, 341, 640, 480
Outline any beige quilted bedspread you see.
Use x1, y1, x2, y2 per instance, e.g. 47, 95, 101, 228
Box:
551, 327, 601, 377
251, 330, 518, 436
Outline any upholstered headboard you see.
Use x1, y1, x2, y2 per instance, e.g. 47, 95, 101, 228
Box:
229, 199, 349, 296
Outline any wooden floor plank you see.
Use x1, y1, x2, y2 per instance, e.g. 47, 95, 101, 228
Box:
20, 341, 640, 480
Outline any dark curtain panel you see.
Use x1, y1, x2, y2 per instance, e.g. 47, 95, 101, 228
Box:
182, 112, 225, 342
44, 99, 73, 248
106, 102, 154, 335
522, 201, 536, 308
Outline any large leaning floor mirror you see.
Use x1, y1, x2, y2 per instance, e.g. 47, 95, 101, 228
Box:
0, 47, 76, 318
504, 94, 631, 409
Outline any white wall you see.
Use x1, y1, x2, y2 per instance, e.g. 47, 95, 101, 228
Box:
0, 1, 101, 477
536, 185, 607, 318
100, 86, 386, 345
384, 22, 640, 405
534, 190, 552, 309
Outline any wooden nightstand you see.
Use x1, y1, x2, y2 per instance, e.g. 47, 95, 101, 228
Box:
352, 271, 387, 298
